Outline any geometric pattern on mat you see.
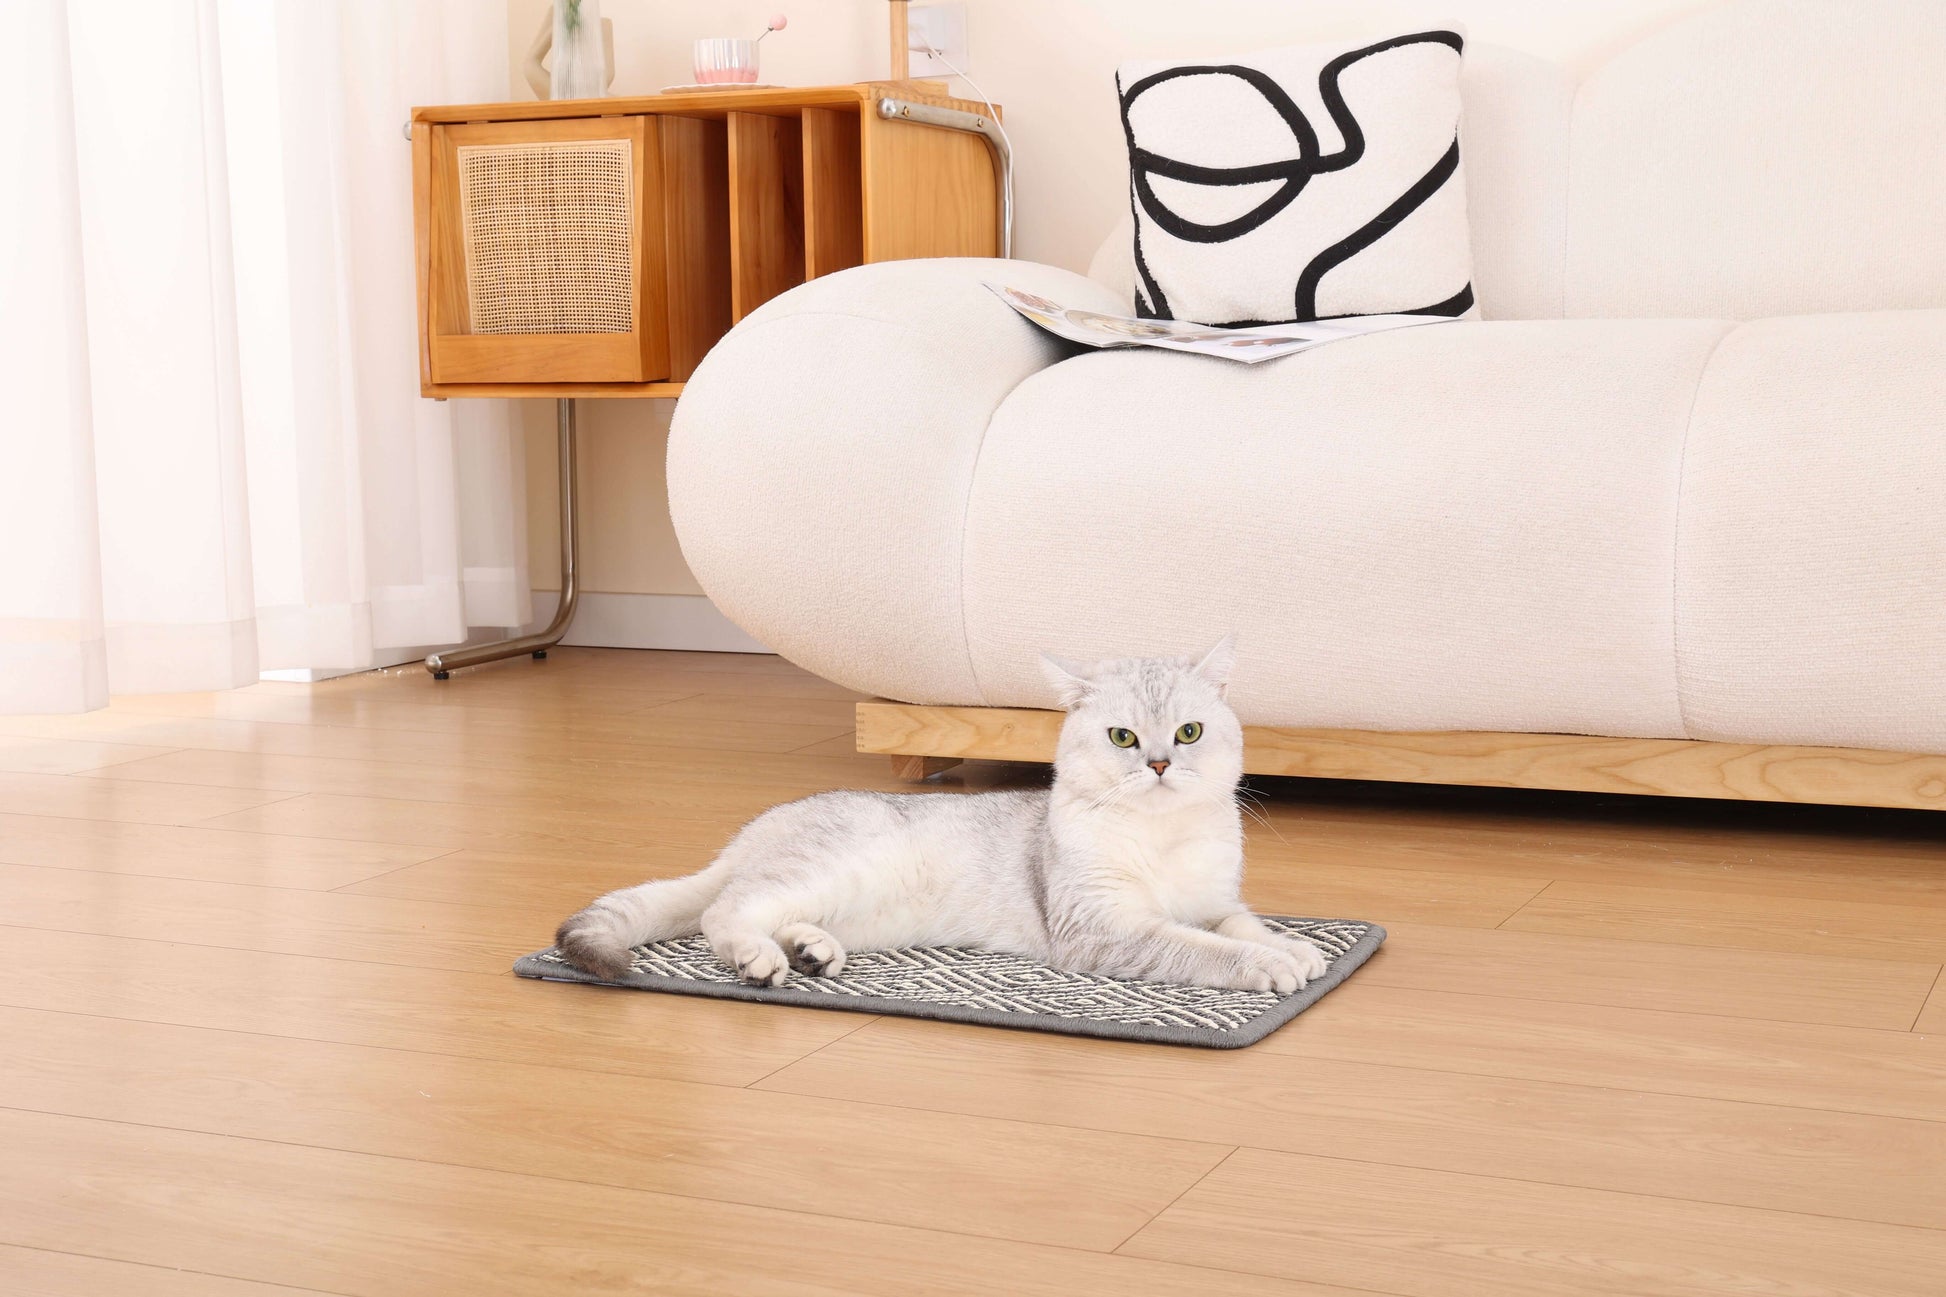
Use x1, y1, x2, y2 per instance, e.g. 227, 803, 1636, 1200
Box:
515, 915, 1385, 1049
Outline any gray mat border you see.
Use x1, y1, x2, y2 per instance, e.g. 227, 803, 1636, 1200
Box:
513, 916, 1385, 1049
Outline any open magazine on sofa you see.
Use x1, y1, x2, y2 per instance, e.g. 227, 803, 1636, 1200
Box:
986, 283, 1454, 364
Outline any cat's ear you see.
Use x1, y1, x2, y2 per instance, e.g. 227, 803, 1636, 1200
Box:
1040, 654, 1096, 709
1190, 635, 1237, 695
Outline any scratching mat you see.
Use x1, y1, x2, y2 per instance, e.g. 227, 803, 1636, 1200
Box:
514, 916, 1384, 1048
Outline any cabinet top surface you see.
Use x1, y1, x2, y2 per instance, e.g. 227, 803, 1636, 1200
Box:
411, 81, 990, 125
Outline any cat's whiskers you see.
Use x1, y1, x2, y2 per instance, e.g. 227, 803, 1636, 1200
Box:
1084, 770, 1149, 815
1234, 785, 1290, 844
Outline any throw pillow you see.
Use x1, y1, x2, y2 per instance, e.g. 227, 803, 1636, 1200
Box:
1117, 31, 1473, 325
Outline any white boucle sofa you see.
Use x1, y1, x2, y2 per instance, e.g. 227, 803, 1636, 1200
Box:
669, 1, 1946, 809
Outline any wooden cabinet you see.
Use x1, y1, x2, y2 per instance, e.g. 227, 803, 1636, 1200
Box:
410, 84, 1002, 398
421, 116, 666, 386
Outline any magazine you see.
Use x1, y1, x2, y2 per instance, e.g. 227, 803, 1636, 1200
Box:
986, 283, 1454, 364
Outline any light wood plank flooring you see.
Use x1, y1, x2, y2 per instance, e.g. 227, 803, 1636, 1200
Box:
2, 647, 1943, 1296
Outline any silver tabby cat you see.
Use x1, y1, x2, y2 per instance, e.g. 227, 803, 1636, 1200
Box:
554, 638, 1328, 992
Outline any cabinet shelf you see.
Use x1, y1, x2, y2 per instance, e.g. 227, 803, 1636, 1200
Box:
420, 381, 686, 400
410, 82, 1001, 400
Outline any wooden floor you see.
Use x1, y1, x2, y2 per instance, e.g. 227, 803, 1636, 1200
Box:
2, 647, 1944, 1296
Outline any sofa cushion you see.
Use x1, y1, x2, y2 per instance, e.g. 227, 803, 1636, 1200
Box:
1676, 309, 1946, 749
961, 317, 1732, 736
1564, 0, 1946, 320
667, 259, 1130, 704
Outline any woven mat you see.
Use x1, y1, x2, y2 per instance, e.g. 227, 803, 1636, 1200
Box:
514, 916, 1384, 1048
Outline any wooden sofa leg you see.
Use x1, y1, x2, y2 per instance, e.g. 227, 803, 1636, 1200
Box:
890, 754, 961, 782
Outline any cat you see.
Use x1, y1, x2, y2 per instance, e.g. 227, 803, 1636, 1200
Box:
552, 637, 1329, 994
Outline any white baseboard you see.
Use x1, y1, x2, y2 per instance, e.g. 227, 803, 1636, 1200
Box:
258, 593, 765, 682
261, 666, 379, 683
529, 590, 770, 653
260, 631, 519, 682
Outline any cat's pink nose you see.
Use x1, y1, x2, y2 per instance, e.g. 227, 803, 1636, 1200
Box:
1148, 759, 1170, 776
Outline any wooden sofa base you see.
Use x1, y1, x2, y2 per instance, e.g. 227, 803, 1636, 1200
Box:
855, 701, 1946, 812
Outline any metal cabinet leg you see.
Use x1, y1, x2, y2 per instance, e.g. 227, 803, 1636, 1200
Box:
426, 397, 581, 678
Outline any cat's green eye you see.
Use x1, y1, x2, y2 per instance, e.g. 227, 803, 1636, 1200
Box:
1176, 722, 1203, 744
1107, 727, 1138, 748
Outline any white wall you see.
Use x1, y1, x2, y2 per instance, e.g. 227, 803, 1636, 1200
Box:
501, 0, 1711, 624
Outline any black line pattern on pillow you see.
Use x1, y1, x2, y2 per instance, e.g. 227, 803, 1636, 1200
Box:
1119, 30, 1469, 324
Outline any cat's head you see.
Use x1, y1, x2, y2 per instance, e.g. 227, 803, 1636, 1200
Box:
1040, 637, 1244, 810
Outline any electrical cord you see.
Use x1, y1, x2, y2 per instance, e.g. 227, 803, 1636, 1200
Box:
914, 39, 1015, 257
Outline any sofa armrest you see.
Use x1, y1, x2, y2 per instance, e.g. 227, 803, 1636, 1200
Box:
668, 258, 1124, 701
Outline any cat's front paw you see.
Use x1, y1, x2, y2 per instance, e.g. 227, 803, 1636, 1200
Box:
1278, 935, 1330, 984
729, 940, 791, 987
1230, 944, 1310, 996
777, 922, 848, 978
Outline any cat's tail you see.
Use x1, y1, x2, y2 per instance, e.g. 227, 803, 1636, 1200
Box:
554, 858, 733, 980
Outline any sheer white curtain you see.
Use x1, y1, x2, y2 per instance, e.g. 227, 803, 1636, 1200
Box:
0, 0, 527, 713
